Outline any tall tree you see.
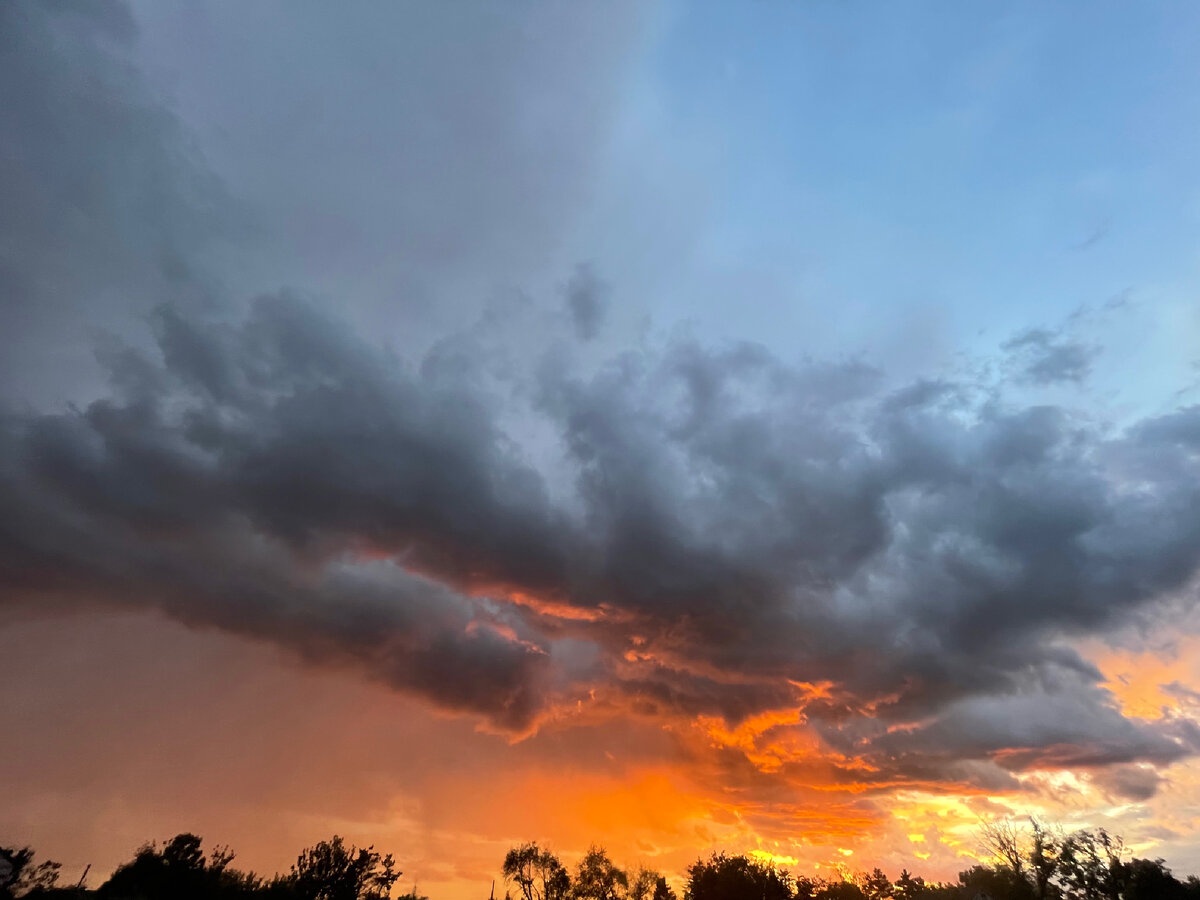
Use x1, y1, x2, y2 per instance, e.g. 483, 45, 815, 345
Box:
629, 869, 673, 900
1058, 828, 1125, 900
1027, 819, 1062, 900
981, 820, 1028, 886
572, 849, 626, 900
650, 875, 676, 900
502, 844, 570, 900
859, 868, 891, 900
893, 869, 924, 900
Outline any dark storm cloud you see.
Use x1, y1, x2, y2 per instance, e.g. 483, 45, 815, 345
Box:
6, 0, 1200, 786
1093, 765, 1165, 802
6, 293, 1200, 769
0, 296, 569, 727
861, 679, 1197, 772
2, 400, 551, 728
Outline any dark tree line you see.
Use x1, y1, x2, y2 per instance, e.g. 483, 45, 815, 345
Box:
1, 834, 416, 900
6, 819, 1200, 900
496, 822, 1200, 900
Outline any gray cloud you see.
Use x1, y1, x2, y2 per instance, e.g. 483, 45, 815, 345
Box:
124, 0, 650, 358
1003, 328, 1098, 385
0, 0, 237, 407
864, 679, 1196, 772
6, 292, 1200, 774
1, 0, 653, 402
1092, 765, 1165, 802
565, 264, 609, 342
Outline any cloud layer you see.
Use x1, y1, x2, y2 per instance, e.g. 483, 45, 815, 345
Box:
5, 1, 1200, 857
5, 290, 1200, 786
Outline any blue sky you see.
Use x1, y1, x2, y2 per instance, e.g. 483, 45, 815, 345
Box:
630, 1, 1200, 398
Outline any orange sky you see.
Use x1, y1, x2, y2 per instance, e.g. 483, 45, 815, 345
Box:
7, 609, 1200, 898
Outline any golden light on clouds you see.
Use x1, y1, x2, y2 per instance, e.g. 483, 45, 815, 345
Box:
9, 606, 1200, 897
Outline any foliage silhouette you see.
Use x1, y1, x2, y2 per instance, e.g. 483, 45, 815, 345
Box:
627, 869, 673, 900
9, 818, 1200, 900
571, 848, 626, 900
97, 834, 263, 900
684, 852, 792, 900
503, 844, 569, 900
1, 846, 61, 899
282, 836, 400, 900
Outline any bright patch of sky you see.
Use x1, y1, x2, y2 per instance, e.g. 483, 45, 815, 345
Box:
639, 1, 1200, 409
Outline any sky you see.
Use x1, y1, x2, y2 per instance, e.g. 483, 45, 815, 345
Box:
4, 0, 1200, 895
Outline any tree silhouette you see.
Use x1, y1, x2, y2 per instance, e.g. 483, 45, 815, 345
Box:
651, 876, 676, 900
1122, 857, 1192, 900
282, 837, 399, 900
627, 869, 655, 900
980, 821, 1028, 888
627, 870, 673, 900
98, 833, 261, 900
858, 869, 890, 900
893, 869, 924, 900
684, 853, 792, 900
957, 863, 1032, 900
571, 849, 625, 900
1, 846, 61, 899
1027, 819, 1061, 900
13, 817, 1200, 900
502, 845, 569, 900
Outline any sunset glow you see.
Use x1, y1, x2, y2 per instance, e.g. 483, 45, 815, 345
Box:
5, 3, 1200, 899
